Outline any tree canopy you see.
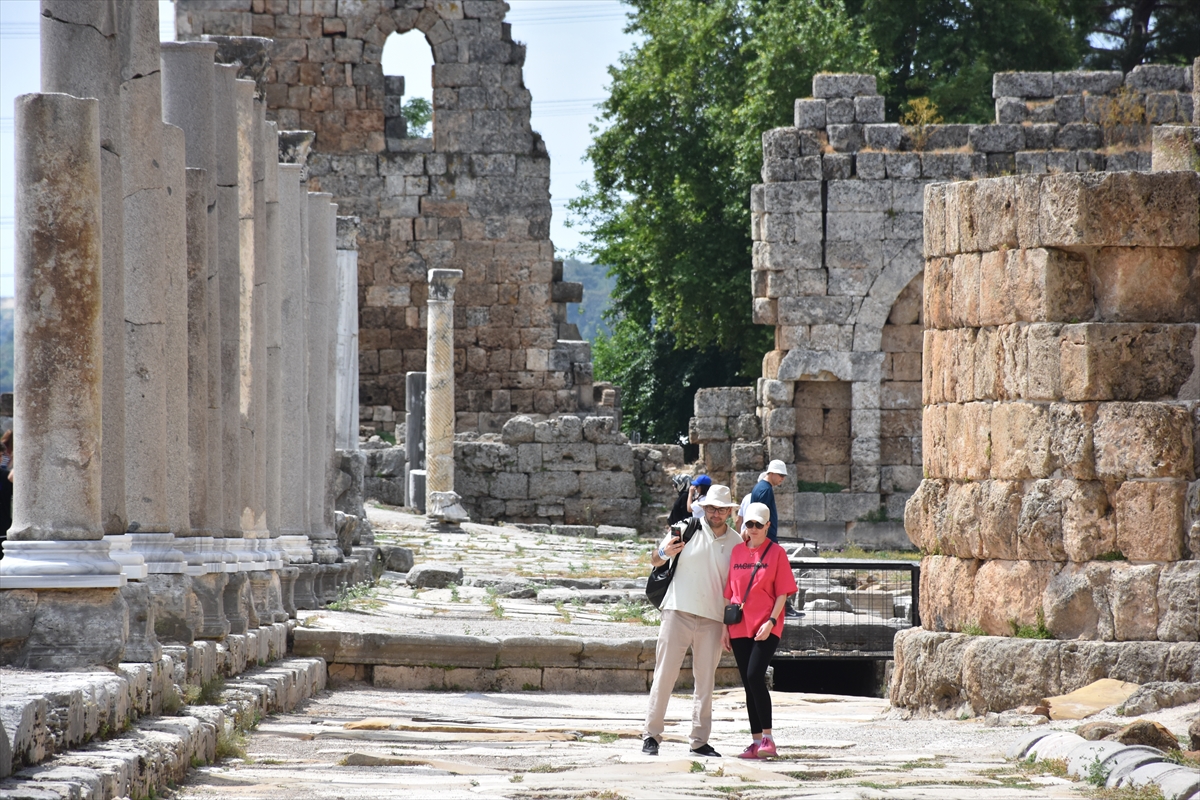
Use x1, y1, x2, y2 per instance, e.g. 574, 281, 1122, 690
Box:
570, 0, 877, 442
572, 0, 1197, 443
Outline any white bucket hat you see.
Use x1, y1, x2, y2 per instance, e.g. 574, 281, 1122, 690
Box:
766, 459, 789, 476
696, 484, 738, 509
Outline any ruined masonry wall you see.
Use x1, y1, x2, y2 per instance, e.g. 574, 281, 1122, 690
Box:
708, 63, 1198, 543
177, 0, 598, 430
908, 169, 1200, 642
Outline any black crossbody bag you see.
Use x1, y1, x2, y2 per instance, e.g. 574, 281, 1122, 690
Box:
644, 517, 702, 609
723, 541, 773, 625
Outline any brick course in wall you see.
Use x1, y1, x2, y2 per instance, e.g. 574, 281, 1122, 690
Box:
177, 0, 598, 430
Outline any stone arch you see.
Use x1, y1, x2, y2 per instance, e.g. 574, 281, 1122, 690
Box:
178, 0, 580, 425
851, 241, 924, 353
381, 29, 436, 142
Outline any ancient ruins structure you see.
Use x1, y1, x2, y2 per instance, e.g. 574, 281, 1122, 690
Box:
691, 63, 1198, 544
0, 2, 375, 670
891, 168, 1200, 713
177, 0, 601, 428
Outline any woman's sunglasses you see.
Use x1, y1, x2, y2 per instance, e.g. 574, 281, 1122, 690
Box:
743, 521, 766, 529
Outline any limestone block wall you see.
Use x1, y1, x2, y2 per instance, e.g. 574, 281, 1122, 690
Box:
454, 415, 638, 528
177, 0, 598, 429
907, 170, 1200, 642
695, 62, 1198, 542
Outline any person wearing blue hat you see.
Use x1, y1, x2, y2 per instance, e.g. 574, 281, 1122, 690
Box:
688, 474, 712, 518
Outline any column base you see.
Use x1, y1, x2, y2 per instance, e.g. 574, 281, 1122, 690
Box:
223, 571, 253, 634
0, 540, 125, 589
278, 533, 314, 565
120, 581, 163, 663
191, 571, 231, 640
103, 534, 148, 580
127, 531, 188, 575
175, 535, 216, 576
0, 587, 128, 669
144, 572, 200, 644
279, 565, 299, 618
292, 563, 321, 610
427, 491, 469, 527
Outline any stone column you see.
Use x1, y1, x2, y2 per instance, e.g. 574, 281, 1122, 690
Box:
335, 218, 360, 451
306, 194, 343, 570
185, 166, 230, 639
0, 93, 128, 670
161, 40, 231, 637
213, 64, 252, 633
278, 164, 311, 611
405, 371, 427, 512
39, 0, 126, 540
424, 269, 469, 526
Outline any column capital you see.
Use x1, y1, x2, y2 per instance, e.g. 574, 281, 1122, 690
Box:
428, 268, 463, 300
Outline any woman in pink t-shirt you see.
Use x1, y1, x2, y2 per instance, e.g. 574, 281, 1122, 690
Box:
722, 502, 798, 759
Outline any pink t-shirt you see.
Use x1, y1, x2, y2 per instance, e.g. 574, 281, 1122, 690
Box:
723, 540, 797, 640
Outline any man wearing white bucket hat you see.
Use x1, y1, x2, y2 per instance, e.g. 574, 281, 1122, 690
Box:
750, 460, 788, 542
641, 484, 741, 758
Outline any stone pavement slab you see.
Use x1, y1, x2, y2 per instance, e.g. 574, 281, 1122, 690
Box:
170, 686, 1101, 799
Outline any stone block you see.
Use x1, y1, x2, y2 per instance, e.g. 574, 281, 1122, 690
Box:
969, 124, 1024, 153
813, 73, 877, 98
825, 492, 882, 521
1002, 248, 1093, 325
577, 470, 637, 498
1088, 247, 1200, 324
827, 123, 863, 152
794, 98, 826, 129
542, 442, 596, 471
990, 402, 1052, 479
763, 407, 796, 437
1110, 564, 1162, 641
1061, 323, 1199, 402
855, 95, 885, 123
995, 96, 1029, 124
1094, 403, 1194, 480
993, 72, 1054, 98
1126, 64, 1188, 92
865, 123, 903, 150
1113, 480, 1187, 561
918, 555, 979, 632
974, 560, 1061, 636
1049, 403, 1098, 480
946, 402, 992, 480
822, 153, 853, 180
1156, 561, 1200, 641
826, 97, 855, 124
1027, 171, 1200, 250
885, 152, 921, 178
923, 183, 948, 258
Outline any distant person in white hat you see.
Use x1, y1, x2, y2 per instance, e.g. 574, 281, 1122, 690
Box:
642, 484, 741, 759
751, 460, 788, 542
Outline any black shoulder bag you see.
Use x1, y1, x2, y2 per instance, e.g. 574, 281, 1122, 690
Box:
645, 517, 702, 609
723, 541, 772, 625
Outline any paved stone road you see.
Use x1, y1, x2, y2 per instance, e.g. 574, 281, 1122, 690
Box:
170, 506, 1196, 799
172, 686, 1089, 799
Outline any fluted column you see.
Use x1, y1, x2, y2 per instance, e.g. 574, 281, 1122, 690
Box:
0, 93, 128, 670
425, 269, 469, 526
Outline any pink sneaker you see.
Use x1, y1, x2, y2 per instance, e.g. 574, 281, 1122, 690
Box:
737, 741, 760, 759
756, 736, 777, 758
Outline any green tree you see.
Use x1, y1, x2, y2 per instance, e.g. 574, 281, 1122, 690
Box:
1071, 0, 1200, 72
593, 320, 745, 444
402, 97, 432, 137
571, 0, 877, 442
846, 0, 1088, 123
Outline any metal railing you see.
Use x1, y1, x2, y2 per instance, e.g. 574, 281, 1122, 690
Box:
778, 558, 921, 659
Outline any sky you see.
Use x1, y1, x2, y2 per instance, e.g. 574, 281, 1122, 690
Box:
0, 0, 637, 298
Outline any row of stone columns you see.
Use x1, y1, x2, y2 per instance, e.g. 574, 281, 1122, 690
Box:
0, 2, 359, 669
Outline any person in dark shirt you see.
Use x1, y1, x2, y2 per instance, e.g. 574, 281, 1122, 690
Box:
749, 460, 787, 542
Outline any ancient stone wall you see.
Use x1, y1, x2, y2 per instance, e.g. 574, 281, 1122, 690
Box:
891, 169, 1200, 714
700, 62, 1197, 545
176, 0, 600, 431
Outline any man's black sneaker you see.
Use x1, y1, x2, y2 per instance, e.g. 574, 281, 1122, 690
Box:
690, 743, 721, 757
641, 737, 659, 755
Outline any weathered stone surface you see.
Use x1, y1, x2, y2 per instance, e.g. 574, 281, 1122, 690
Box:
1108, 720, 1181, 752
1061, 324, 1198, 401
1094, 403, 1195, 480
1113, 480, 1187, 561
405, 563, 463, 588
379, 545, 414, 574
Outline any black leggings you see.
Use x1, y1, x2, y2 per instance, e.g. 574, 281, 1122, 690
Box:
730, 634, 779, 733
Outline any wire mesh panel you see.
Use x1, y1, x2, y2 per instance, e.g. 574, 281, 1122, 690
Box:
779, 558, 921, 659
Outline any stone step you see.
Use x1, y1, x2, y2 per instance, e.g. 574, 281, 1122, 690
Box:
292, 630, 743, 693
0, 656, 326, 800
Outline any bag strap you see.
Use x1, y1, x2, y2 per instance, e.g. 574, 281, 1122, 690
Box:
734, 541, 772, 608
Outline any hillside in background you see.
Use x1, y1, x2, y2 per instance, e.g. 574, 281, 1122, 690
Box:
562, 259, 614, 343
